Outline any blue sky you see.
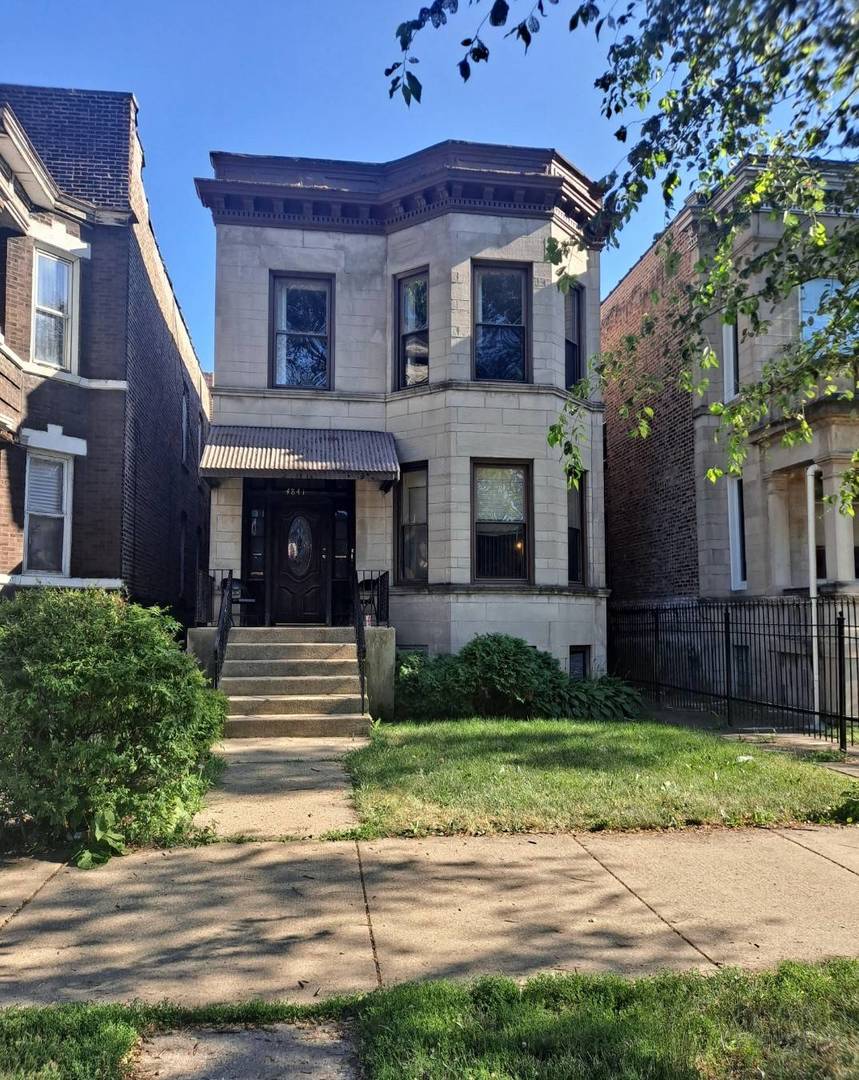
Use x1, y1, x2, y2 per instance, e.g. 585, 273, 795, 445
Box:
3, 0, 675, 371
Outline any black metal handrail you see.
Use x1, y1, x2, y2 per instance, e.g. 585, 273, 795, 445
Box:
212, 570, 233, 688
350, 566, 367, 714
358, 569, 390, 627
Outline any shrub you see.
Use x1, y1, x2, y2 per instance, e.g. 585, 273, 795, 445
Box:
395, 633, 642, 723
0, 589, 226, 865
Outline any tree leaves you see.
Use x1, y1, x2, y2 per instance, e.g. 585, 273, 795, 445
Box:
489, 0, 509, 27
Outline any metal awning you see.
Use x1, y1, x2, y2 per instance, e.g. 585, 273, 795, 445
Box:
200, 425, 400, 481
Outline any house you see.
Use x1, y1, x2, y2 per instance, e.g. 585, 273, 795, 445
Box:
195, 140, 607, 674
602, 162, 858, 603
0, 84, 210, 624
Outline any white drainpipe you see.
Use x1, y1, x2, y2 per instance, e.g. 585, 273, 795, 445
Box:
806, 463, 821, 728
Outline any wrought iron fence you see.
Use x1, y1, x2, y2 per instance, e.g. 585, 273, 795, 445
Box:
609, 595, 859, 749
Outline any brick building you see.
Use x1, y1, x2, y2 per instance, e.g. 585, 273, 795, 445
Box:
602, 166, 858, 603
0, 84, 210, 622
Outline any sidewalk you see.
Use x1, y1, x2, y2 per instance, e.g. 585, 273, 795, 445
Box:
1, 826, 857, 1005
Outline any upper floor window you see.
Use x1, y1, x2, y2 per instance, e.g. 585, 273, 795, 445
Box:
565, 287, 584, 388
33, 250, 73, 369
24, 453, 71, 575
800, 278, 838, 340
397, 463, 428, 583
473, 264, 529, 382
272, 275, 332, 389
727, 476, 748, 590
473, 462, 531, 581
722, 320, 740, 399
397, 270, 429, 388
181, 387, 189, 465
568, 477, 586, 585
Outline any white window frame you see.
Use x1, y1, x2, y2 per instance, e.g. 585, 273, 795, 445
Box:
23, 451, 73, 577
727, 476, 747, 591
721, 321, 740, 400
31, 246, 80, 373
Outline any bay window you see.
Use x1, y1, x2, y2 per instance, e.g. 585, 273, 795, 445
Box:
473, 264, 529, 381
473, 462, 530, 581
568, 477, 586, 585
272, 275, 332, 388
24, 453, 71, 575
565, 287, 584, 388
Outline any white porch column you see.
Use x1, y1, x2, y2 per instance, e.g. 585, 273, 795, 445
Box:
766, 472, 792, 590
820, 459, 856, 583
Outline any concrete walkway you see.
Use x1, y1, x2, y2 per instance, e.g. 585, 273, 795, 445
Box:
1, 826, 857, 1005
195, 737, 368, 839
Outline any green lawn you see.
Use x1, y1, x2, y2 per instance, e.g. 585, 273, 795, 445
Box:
343, 719, 855, 836
1, 962, 857, 1079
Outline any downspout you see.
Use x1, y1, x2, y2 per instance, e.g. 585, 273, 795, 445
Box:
806, 463, 821, 729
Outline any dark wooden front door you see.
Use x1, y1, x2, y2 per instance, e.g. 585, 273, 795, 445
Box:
273, 503, 331, 624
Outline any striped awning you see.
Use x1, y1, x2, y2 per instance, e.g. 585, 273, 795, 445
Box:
200, 425, 400, 481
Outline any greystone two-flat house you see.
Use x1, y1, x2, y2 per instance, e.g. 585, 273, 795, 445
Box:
0, 84, 210, 624
196, 141, 607, 674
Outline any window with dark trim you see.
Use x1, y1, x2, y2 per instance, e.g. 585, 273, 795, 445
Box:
181, 387, 189, 465
472, 462, 530, 581
272, 275, 332, 388
565, 287, 584, 388
397, 270, 428, 388
473, 264, 529, 382
569, 645, 590, 681
568, 477, 586, 584
397, 463, 428, 583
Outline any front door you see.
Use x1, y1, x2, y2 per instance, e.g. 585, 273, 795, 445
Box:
273, 504, 331, 624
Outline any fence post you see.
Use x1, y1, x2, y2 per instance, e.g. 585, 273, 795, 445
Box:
652, 608, 662, 702
837, 608, 847, 754
723, 607, 733, 726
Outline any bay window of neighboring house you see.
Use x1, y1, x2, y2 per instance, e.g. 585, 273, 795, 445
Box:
568, 477, 586, 585
728, 476, 748, 590
473, 264, 530, 382
397, 463, 428, 583
397, 269, 429, 388
271, 274, 333, 389
565, 286, 584, 389
473, 462, 531, 582
24, 453, 72, 575
32, 249, 76, 370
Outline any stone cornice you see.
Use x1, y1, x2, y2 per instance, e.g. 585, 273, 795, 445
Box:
196, 140, 603, 245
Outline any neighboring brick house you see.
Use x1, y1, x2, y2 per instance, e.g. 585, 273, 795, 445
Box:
602, 164, 858, 603
196, 141, 608, 671
0, 84, 210, 623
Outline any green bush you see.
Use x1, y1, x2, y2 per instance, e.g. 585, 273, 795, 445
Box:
0, 589, 226, 865
395, 633, 642, 722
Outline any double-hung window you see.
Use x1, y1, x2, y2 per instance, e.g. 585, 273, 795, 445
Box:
272, 275, 332, 388
565, 287, 584, 388
397, 464, 428, 583
568, 477, 586, 585
397, 270, 429, 388
800, 278, 838, 340
722, 320, 740, 399
33, 250, 73, 369
473, 462, 530, 581
473, 264, 529, 381
181, 387, 189, 465
24, 454, 71, 575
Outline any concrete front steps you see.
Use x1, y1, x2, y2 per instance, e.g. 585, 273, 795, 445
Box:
221, 626, 370, 738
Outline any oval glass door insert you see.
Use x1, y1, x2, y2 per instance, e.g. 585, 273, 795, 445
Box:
287, 515, 313, 577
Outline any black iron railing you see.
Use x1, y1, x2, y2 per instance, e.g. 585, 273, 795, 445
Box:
350, 567, 367, 713
358, 570, 390, 627
609, 595, 859, 750
212, 570, 233, 688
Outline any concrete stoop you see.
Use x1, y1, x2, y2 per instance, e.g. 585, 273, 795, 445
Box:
222, 627, 370, 738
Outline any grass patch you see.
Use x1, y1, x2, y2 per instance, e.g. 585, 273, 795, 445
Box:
344, 719, 856, 836
1, 962, 857, 1079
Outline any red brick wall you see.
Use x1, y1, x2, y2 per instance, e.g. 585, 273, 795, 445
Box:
601, 217, 700, 601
